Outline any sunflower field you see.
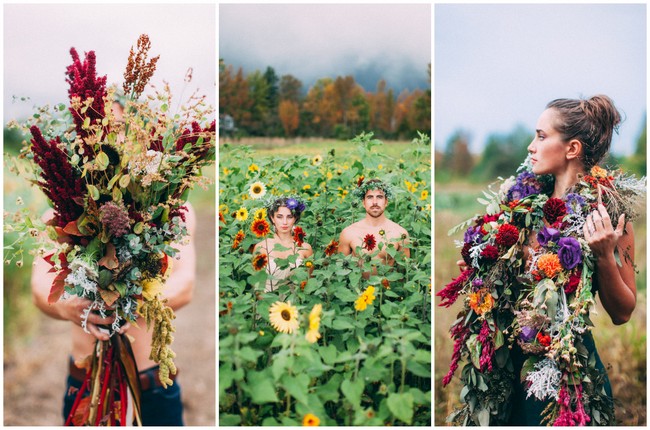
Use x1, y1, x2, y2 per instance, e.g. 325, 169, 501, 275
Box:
218, 133, 432, 426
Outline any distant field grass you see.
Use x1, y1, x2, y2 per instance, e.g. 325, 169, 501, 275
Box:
434, 179, 647, 426
219, 136, 418, 161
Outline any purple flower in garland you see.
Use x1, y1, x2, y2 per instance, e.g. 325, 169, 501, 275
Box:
565, 193, 587, 215
507, 171, 543, 201
519, 326, 538, 343
537, 226, 560, 247
557, 237, 582, 270
464, 225, 483, 244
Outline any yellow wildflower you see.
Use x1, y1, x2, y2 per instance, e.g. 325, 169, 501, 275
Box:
354, 286, 376, 311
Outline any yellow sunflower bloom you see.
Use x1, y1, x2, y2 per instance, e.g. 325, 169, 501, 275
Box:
420, 190, 429, 200
305, 303, 322, 343
354, 286, 376, 311
235, 207, 249, 222
249, 181, 267, 199
303, 184, 311, 190
248, 163, 259, 173
312, 154, 323, 166
269, 301, 300, 334
253, 207, 267, 221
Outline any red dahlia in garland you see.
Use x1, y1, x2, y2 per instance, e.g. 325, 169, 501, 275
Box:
542, 197, 567, 224
461, 242, 472, 265
565, 270, 582, 294
480, 244, 499, 262
495, 223, 519, 248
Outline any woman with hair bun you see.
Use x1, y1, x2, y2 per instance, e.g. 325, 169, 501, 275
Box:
253, 196, 313, 292
442, 95, 643, 426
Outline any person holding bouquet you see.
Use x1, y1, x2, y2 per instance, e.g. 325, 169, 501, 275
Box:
441, 95, 643, 425
31, 204, 196, 426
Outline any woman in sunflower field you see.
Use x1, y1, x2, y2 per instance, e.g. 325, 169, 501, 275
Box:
443, 95, 642, 426
253, 196, 313, 293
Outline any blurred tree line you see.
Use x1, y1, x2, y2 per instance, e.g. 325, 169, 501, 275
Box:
435, 115, 647, 182
219, 59, 431, 140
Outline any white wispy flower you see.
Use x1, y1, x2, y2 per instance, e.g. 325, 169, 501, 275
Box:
525, 358, 562, 401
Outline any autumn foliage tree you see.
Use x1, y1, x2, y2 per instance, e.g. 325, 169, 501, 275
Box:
219, 59, 431, 140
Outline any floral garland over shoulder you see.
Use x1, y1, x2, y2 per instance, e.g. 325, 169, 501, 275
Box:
437, 157, 645, 426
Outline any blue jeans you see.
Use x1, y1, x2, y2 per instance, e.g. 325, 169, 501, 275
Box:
63, 365, 184, 426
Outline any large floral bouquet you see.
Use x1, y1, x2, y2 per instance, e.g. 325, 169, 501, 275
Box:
437, 157, 644, 426
5, 35, 214, 425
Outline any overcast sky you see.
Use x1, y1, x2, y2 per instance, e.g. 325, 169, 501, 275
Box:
435, 3, 646, 156
220, 3, 431, 94
4, 4, 216, 122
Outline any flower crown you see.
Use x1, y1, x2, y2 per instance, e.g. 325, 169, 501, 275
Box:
352, 178, 394, 201
263, 195, 307, 216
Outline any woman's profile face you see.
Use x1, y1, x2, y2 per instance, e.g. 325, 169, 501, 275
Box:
272, 206, 296, 233
527, 108, 571, 175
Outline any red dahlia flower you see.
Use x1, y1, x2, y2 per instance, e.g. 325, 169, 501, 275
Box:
542, 197, 567, 224
495, 224, 519, 248
480, 245, 499, 262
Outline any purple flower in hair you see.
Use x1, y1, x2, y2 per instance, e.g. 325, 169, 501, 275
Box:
537, 226, 560, 247
285, 198, 298, 210
296, 202, 306, 213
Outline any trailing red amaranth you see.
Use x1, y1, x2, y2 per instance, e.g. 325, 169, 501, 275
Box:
65, 48, 108, 151
176, 120, 216, 159
437, 268, 473, 308
477, 319, 494, 372
30, 125, 85, 227
442, 322, 469, 386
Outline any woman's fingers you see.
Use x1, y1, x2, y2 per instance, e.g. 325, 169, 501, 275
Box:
597, 204, 612, 230
615, 213, 626, 236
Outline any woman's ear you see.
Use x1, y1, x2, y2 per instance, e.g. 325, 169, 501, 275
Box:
566, 139, 582, 161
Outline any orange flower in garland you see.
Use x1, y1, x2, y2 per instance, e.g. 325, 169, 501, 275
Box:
252, 253, 268, 271
303, 413, 320, 426
468, 288, 494, 315
362, 234, 376, 251
324, 240, 338, 256
537, 253, 562, 278
251, 219, 270, 238
293, 226, 306, 247
232, 230, 245, 249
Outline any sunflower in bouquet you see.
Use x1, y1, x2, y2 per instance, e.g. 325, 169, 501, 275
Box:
5, 34, 214, 426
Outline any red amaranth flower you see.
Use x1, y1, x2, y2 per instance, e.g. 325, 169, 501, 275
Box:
324, 240, 338, 256
477, 320, 494, 372
442, 323, 469, 386
437, 268, 473, 308
362, 234, 376, 251
480, 245, 499, 262
29, 126, 85, 227
293, 226, 306, 247
176, 121, 216, 160
495, 223, 519, 248
65, 48, 108, 152
543, 197, 567, 224
553, 385, 590, 426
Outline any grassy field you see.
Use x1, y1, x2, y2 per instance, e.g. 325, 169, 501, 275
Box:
219, 136, 416, 160
434, 180, 647, 426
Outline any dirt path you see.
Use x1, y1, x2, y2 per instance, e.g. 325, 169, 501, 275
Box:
3, 212, 215, 426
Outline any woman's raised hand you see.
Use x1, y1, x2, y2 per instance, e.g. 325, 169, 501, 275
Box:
583, 203, 625, 259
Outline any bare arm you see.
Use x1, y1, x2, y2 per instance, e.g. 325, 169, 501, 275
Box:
338, 229, 352, 256
585, 205, 636, 325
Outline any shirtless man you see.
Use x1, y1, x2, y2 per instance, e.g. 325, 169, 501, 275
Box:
31, 204, 197, 426
338, 179, 410, 263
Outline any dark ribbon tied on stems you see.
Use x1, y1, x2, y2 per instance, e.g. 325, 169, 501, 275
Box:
66, 334, 142, 426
